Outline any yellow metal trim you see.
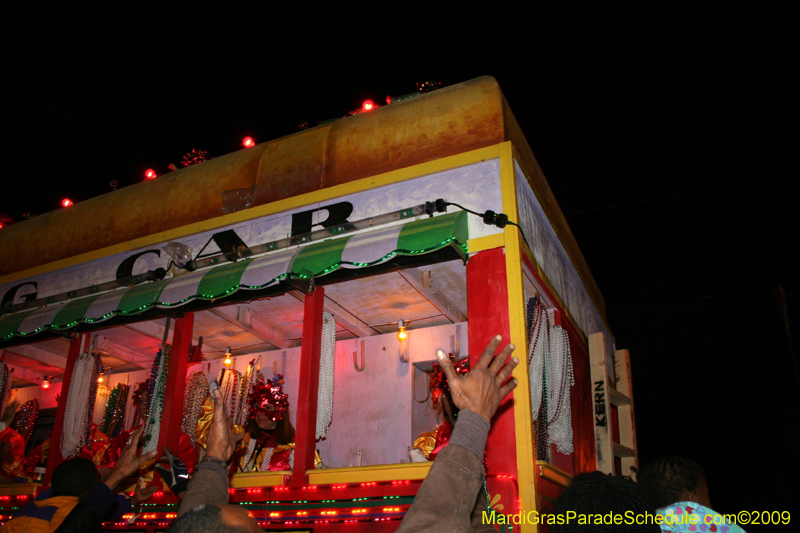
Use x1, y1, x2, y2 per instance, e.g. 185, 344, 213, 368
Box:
308, 462, 433, 485
0, 145, 503, 285
536, 461, 573, 489
230, 471, 291, 488
499, 141, 539, 532
0, 482, 40, 495
467, 233, 504, 254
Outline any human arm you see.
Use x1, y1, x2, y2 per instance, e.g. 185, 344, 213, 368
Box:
396, 336, 518, 532
178, 385, 244, 516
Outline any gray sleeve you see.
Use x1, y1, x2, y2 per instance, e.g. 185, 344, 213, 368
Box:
449, 410, 490, 460
396, 410, 491, 533
178, 461, 230, 516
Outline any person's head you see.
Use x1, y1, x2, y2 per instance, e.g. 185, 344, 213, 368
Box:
132, 380, 152, 421
246, 375, 294, 443
168, 503, 261, 533
638, 456, 710, 509
247, 407, 295, 445
551, 471, 659, 533
51, 458, 100, 497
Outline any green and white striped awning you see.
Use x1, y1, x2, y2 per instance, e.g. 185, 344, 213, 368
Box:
0, 211, 467, 342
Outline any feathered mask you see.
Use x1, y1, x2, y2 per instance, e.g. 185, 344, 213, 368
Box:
429, 356, 469, 408
248, 375, 289, 422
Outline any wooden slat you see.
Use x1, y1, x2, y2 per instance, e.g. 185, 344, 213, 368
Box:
608, 387, 631, 406
589, 332, 613, 474
614, 349, 639, 476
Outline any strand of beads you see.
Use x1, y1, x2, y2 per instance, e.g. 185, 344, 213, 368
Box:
122, 385, 135, 432
241, 438, 258, 472
93, 384, 110, 426
548, 325, 574, 454
182, 371, 208, 446
61, 353, 95, 458
260, 447, 275, 471
101, 386, 120, 435
0, 362, 10, 414
527, 297, 548, 419
111, 384, 130, 438
234, 362, 255, 426
316, 312, 336, 440
142, 346, 170, 454
85, 355, 102, 444
12, 399, 39, 443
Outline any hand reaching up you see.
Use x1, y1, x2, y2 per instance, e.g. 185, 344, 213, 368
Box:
436, 335, 518, 422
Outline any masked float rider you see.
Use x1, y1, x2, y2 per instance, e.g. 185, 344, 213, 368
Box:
411, 356, 470, 462
197, 375, 320, 472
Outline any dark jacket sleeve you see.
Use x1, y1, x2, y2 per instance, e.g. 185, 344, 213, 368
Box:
178, 460, 230, 516
53, 481, 119, 533
397, 410, 495, 532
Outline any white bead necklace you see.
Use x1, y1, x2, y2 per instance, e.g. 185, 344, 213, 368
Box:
61, 353, 95, 458
316, 312, 336, 440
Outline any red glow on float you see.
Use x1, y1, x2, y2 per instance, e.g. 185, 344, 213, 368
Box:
145, 169, 157, 180
61, 198, 73, 208
242, 137, 255, 148
362, 100, 375, 112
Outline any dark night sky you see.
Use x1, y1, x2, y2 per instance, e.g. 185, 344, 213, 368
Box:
2, 4, 798, 526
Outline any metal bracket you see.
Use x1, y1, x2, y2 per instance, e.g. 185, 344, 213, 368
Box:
353, 340, 366, 372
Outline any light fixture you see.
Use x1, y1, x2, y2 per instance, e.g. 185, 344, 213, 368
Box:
162, 242, 194, 269
97, 368, 106, 384
242, 136, 255, 148
223, 348, 233, 368
362, 100, 375, 112
397, 320, 408, 342
41, 376, 51, 390
144, 169, 157, 180
61, 198, 73, 208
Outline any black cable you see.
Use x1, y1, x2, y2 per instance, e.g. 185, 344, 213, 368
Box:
442, 200, 531, 251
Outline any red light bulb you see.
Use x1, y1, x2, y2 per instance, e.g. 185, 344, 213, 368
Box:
362, 100, 375, 112
145, 169, 157, 180
242, 137, 255, 148
61, 198, 73, 208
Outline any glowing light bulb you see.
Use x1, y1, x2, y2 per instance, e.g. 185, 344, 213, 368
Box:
362, 100, 375, 112
397, 319, 408, 342
145, 169, 157, 180
61, 198, 73, 208
242, 136, 255, 148
223, 348, 233, 368
41, 376, 51, 390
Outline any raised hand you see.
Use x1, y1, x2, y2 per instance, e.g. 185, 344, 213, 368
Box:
103, 426, 158, 490
435, 335, 518, 422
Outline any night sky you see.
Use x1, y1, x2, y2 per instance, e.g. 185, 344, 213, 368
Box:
3, 4, 798, 526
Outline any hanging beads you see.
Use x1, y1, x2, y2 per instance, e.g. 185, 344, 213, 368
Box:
316, 311, 336, 440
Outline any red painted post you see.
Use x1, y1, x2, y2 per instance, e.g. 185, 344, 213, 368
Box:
291, 286, 325, 487
42, 332, 91, 488
159, 313, 192, 456
465, 248, 519, 477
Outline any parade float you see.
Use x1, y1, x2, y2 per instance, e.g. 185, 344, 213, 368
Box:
0, 76, 637, 532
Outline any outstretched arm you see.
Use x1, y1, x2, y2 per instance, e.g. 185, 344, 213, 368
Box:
397, 335, 518, 533
179, 385, 244, 516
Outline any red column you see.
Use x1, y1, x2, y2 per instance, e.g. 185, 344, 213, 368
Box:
159, 313, 192, 456
42, 332, 91, 488
466, 248, 519, 477
290, 286, 324, 487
